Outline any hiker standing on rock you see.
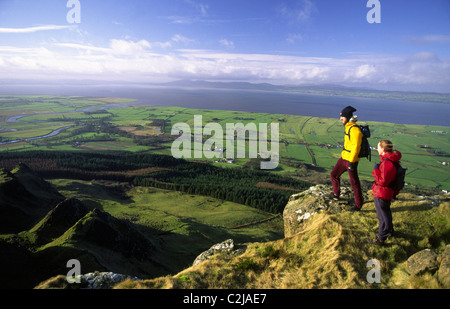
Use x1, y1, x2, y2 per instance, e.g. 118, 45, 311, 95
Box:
330, 106, 364, 211
368, 140, 402, 245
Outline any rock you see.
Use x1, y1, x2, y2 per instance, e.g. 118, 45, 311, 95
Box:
283, 184, 356, 237
78, 272, 141, 289
193, 239, 238, 266
438, 245, 450, 288
406, 249, 439, 276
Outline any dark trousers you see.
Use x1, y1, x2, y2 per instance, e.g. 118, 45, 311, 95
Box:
374, 197, 393, 241
330, 158, 363, 208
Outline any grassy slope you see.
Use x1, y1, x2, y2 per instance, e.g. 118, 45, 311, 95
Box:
2, 96, 449, 289
48, 179, 284, 274
115, 192, 450, 289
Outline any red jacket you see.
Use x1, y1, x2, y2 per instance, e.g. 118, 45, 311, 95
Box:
372, 151, 402, 200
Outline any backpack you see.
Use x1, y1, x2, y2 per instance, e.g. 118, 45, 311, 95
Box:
347, 124, 372, 161
384, 159, 407, 191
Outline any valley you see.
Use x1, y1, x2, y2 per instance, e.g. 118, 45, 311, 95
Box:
0, 95, 449, 289
1, 95, 449, 190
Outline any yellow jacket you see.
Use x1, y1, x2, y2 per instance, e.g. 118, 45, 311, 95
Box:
341, 122, 363, 163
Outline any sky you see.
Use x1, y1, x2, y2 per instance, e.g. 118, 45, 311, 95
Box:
0, 0, 449, 92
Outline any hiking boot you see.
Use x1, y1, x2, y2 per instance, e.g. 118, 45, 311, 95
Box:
366, 236, 385, 246
346, 205, 361, 212
327, 193, 340, 201
386, 229, 395, 238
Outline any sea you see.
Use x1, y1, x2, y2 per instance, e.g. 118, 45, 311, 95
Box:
1, 83, 449, 127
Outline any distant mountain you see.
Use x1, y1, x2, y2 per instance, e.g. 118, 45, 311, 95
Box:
2, 78, 448, 103
157, 80, 450, 104
161, 79, 281, 91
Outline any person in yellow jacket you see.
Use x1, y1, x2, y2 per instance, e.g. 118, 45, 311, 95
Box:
330, 106, 364, 211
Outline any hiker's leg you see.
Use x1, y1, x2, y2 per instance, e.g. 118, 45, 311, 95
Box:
348, 162, 363, 209
330, 158, 347, 197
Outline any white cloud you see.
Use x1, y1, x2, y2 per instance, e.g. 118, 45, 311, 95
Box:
54, 43, 110, 54
219, 39, 235, 50
184, 0, 209, 16
278, 0, 316, 24
172, 34, 195, 44
354, 64, 377, 79
286, 33, 303, 44
0, 40, 449, 92
109, 39, 151, 55
0, 25, 73, 33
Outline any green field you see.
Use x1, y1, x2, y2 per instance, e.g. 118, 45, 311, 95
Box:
1, 95, 449, 289
47, 178, 284, 269
1, 95, 449, 190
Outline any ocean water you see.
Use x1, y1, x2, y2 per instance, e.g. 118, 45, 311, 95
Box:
1, 84, 449, 127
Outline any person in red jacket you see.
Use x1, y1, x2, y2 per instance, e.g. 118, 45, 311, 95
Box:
369, 140, 402, 245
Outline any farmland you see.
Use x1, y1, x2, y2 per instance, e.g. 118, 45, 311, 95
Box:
0, 95, 449, 191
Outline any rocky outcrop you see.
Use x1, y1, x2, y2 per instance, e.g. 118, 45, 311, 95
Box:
406, 249, 439, 276
35, 272, 142, 289
438, 245, 450, 287
77, 272, 141, 289
283, 184, 359, 237
193, 239, 246, 266
406, 245, 450, 288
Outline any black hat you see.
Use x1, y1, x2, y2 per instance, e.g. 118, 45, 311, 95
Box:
340, 106, 357, 119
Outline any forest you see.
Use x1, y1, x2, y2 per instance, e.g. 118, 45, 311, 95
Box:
0, 151, 311, 214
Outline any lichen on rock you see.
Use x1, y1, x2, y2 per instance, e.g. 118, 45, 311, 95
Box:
283, 184, 359, 237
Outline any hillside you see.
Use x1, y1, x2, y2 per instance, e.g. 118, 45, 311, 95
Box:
0, 163, 285, 289
108, 185, 449, 289
107, 188, 450, 289
0, 164, 170, 288
0, 163, 64, 233
1, 163, 448, 289
36, 185, 449, 290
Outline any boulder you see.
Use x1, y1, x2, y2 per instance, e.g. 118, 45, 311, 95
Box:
438, 245, 450, 288
193, 239, 245, 266
283, 184, 356, 237
79, 272, 141, 289
406, 249, 439, 276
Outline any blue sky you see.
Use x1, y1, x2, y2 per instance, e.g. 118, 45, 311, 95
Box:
0, 0, 449, 92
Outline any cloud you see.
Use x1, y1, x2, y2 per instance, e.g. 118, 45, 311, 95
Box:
0, 25, 73, 33
184, 0, 209, 16
286, 33, 303, 44
278, 0, 316, 24
54, 43, 110, 53
55, 37, 193, 55
168, 0, 209, 24
354, 64, 377, 79
172, 34, 196, 44
0, 40, 449, 92
109, 39, 151, 55
219, 39, 235, 50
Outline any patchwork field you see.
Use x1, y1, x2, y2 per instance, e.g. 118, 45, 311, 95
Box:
1, 95, 449, 289
0, 95, 449, 190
